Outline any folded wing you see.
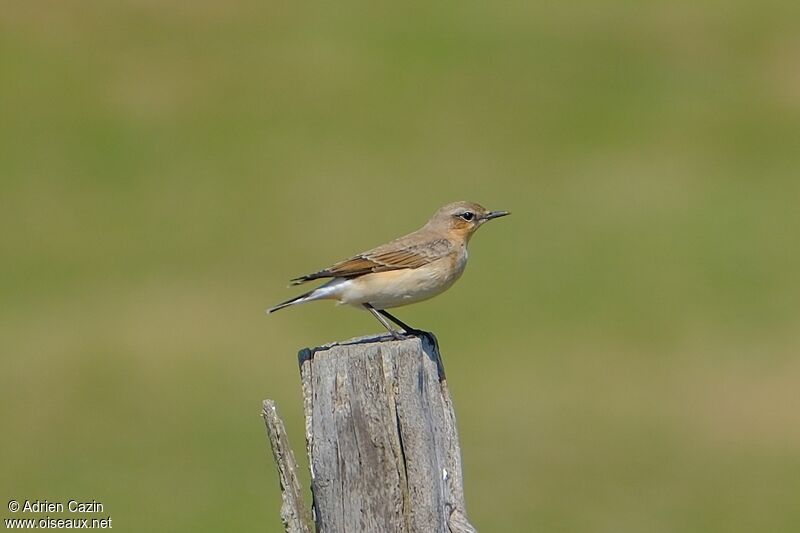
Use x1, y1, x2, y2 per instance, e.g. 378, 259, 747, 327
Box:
290, 238, 452, 285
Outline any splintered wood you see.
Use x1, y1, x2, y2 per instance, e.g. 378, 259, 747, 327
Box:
264, 333, 475, 533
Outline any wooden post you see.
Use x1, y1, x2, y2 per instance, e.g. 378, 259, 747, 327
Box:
262, 400, 313, 533
262, 332, 476, 533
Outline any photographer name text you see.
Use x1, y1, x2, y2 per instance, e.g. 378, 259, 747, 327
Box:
12, 501, 104, 514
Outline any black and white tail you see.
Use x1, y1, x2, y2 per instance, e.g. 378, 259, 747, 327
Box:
266, 290, 316, 314
265, 280, 343, 314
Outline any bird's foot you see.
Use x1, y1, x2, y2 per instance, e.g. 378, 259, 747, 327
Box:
384, 328, 425, 341
401, 328, 425, 338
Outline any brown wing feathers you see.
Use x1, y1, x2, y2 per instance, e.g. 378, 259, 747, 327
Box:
289, 257, 380, 285
290, 239, 451, 285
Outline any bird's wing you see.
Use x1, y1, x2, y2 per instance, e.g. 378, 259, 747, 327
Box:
290, 237, 452, 285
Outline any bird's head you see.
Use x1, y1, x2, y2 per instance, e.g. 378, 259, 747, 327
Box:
426, 201, 510, 240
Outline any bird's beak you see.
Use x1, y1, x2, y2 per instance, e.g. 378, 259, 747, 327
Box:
483, 210, 510, 221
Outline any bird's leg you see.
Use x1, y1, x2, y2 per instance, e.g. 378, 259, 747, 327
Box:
378, 309, 425, 337
363, 304, 404, 340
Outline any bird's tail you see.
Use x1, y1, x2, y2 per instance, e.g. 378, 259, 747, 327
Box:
267, 280, 344, 314
267, 279, 344, 314
266, 290, 316, 314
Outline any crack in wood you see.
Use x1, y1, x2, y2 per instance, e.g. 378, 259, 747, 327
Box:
264, 332, 476, 533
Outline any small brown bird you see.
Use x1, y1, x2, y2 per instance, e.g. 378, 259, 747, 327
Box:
267, 201, 509, 337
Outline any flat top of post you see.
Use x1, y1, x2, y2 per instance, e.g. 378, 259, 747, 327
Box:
297, 331, 443, 378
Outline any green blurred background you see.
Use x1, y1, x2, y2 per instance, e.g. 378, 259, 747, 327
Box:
2, 1, 799, 531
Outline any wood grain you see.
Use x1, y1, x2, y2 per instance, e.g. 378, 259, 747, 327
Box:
262, 400, 313, 533
264, 332, 475, 532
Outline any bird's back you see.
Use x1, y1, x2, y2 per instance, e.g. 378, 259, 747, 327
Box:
290, 226, 454, 285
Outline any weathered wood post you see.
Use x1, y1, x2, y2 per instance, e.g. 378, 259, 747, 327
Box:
262, 332, 476, 533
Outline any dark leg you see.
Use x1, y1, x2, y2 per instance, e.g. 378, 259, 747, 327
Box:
363, 304, 403, 340
380, 309, 437, 348
378, 309, 424, 336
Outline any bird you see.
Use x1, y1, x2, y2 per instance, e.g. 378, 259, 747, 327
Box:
267, 201, 510, 338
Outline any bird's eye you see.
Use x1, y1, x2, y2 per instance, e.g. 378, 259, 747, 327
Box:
459, 212, 475, 221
